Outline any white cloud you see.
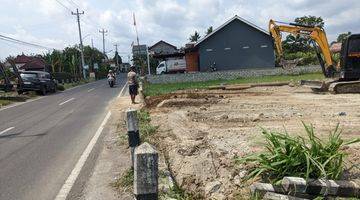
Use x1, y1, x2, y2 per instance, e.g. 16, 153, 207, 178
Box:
0, 0, 359, 61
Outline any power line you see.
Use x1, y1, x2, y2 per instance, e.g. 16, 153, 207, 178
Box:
65, 0, 80, 8
0, 34, 54, 50
53, 0, 72, 12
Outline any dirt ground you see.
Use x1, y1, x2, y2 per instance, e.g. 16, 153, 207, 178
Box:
148, 85, 360, 199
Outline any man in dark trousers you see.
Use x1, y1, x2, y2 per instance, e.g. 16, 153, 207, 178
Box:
127, 66, 138, 104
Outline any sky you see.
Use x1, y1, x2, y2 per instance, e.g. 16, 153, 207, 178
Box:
0, 0, 359, 61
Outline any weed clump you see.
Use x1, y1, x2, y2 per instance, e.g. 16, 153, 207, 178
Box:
237, 123, 360, 183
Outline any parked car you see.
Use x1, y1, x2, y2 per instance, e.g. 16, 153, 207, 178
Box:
18, 71, 57, 95
156, 59, 187, 75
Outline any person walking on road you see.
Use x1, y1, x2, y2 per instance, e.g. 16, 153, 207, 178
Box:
127, 66, 138, 104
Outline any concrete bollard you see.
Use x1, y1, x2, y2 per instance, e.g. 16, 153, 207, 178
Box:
263, 192, 308, 200
250, 182, 285, 196
282, 177, 360, 198
134, 142, 158, 200
126, 109, 141, 168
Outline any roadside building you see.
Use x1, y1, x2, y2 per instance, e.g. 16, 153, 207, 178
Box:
195, 15, 275, 71
120, 62, 131, 72
184, 42, 199, 72
13, 54, 47, 71
148, 40, 178, 56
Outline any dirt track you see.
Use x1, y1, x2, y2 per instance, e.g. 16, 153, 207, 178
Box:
149, 85, 360, 199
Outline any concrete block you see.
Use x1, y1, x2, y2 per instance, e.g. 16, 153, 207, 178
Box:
263, 192, 309, 200
134, 142, 158, 200
126, 108, 139, 132
282, 177, 307, 194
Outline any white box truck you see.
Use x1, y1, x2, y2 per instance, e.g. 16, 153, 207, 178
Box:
156, 59, 186, 75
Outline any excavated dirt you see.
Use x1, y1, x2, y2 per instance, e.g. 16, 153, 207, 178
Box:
149, 85, 360, 199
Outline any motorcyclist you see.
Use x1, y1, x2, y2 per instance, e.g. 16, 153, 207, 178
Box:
107, 70, 116, 81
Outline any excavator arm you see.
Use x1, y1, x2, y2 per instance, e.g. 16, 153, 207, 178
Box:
269, 19, 336, 77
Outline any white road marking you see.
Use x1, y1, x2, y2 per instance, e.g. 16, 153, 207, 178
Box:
0, 127, 15, 136
59, 98, 75, 106
87, 88, 94, 92
54, 111, 112, 200
118, 82, 128, 98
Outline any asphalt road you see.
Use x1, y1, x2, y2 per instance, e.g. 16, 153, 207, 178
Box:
0, 74, 127, 200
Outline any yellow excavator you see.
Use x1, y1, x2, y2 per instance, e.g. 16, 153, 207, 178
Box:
269, 19, 360, 93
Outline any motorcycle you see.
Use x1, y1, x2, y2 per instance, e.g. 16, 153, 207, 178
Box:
108, 76, 115, 88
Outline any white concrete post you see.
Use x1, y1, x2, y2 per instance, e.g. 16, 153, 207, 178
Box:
126, 108, 141, 168
134, 142, 158, 200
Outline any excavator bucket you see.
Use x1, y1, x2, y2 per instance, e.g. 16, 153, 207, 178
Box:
300, 79, 335, 92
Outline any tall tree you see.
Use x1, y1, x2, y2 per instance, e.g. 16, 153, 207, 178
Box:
113, 51, 122, 65
294, 15, 324, 28
283, 15, 325, 53
337, 32, 352, 43
189, 31, 201, 42
206, 26, 213, 35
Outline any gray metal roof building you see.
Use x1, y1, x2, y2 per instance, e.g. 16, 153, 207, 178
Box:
195, 16, 275, 71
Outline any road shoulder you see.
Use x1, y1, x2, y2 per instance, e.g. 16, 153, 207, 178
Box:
80, 93, 142, 200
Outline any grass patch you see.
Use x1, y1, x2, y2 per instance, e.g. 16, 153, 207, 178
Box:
0, 99, 11, 107
138, 109, 159, 142
160, 185, 196, 200
143, 73, 324, 96
111, 168, 134, 191
236, 123, 360, 184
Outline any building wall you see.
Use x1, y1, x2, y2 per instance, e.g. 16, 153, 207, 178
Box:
185, 51, 199, 72
150, 42, 177, 55
198, 20, 275, 71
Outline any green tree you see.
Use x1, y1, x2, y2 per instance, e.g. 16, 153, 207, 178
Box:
337, 32, 352, 43
113, 51, 122, 66
294, 15, 324, 28
189, 31, 201, 42
205, 26, 213, 35
83, 45, 104, 72
283, 16, 325, 54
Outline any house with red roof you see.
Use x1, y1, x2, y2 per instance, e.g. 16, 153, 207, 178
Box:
13, 54, 47, 71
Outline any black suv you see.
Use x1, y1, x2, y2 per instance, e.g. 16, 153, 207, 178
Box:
18, 71, 57, 95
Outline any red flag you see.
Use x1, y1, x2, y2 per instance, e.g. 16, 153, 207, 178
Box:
133, 13, 136, 26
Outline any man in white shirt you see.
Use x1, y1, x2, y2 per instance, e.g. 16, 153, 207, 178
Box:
127, 66, 138, 104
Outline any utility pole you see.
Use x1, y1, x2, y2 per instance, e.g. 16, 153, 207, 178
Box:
72, 8, 86, 79
146, 48, 151, 75
91, 38, 94, 49
99, 28, 108, 58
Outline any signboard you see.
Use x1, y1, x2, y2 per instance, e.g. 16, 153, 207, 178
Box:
89, 72, 95, 78
94, 63, 99, 70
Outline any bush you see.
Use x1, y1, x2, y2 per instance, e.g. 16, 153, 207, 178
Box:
284, 52, 318, 66
51, 72, 74, 81
57, 84, 65, 91
236, 123, 360, 183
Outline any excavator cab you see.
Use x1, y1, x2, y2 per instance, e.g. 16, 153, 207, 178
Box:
339, 34, 360, 80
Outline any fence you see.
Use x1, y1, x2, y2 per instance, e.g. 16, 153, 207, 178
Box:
145, 65, 322, 84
